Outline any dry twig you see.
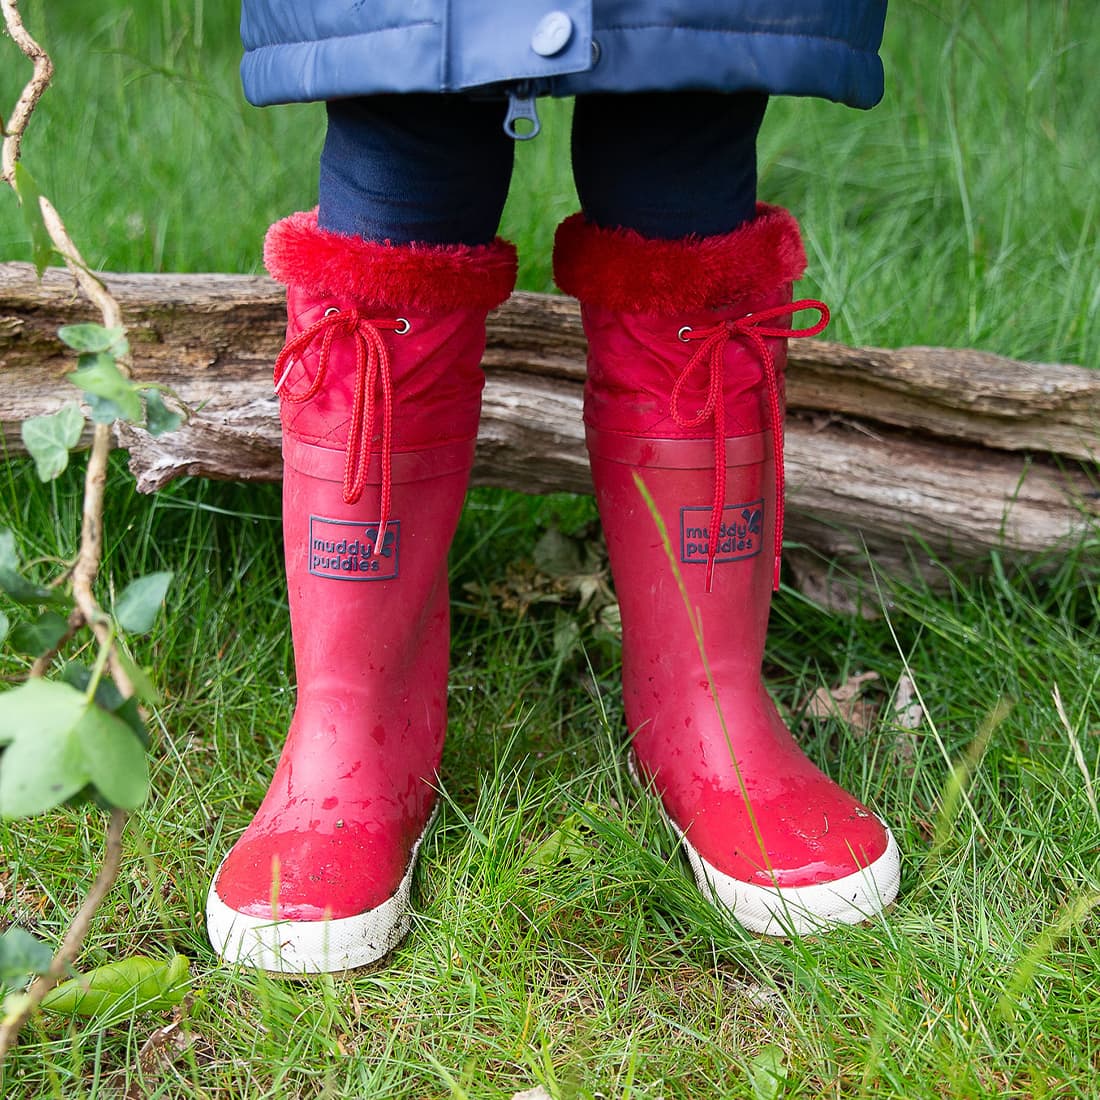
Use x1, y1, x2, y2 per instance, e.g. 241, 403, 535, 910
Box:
0, 0, 53, 185
0, 0, 134, 1060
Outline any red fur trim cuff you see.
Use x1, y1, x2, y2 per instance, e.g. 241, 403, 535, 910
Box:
552, 204, 806, 313
264, 210, 517, 312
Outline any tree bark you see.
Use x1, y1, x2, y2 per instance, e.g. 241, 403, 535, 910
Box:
2, 262, 1097, 598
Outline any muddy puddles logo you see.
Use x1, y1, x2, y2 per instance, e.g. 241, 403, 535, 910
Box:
308, 515, 400, 581
680, 500, 764, 565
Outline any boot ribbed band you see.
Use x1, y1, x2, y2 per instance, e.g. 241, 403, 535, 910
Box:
585, 425, 768, 469
552, 204, 806, 314
283, 435, 477, 484
265, 209, 518, 313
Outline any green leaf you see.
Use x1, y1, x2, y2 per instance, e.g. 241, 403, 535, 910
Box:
749, 1044, 787, 1100
9, 611, 69, 657
60, 662, 124, 710
40, 955, 190, 1018
61, 662, 150, 744
0, 528, 69, 609
0, 567, 60, 606
82, 392, 132, 425
0, 927, 54, 985
552, 615, 580, 661
68, 353, 142, 423
113, 695, 149, 748
526, 809, 596, 870
20, 404, 85, 482
0, 678, 84, 748
0, 682, 90, 817
114, 647, 162, 707
533, 525, 583, 577
115, 571, 173, 634
57, 324, 127, 355
73, 704, 149, 810
0, 610, 9, 646
142, 390, 183, 436
0, 529, 16, 570
12, 163, 54, 277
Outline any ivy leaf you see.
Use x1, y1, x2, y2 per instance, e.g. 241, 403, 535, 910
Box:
68, 353, 142, 423
0, 679, 149, 814
533, 525, 583, 577
72, 704, 149, 810
525, 808, 597, 871
114, 648, 162, 707
61, 662, 150, 746
12, 163, 55, 277
142, 390, 183, 437
20, 404, 85, 482
40, 955, 190, 1018
58, 324, 127, 356
0, 528, 69, 608
82, 392, 131, 425
115, 572, 173, 634
0, 529, 16, 569
0, 928, 54, 986
0, 567, 59, 606
9, 611, 69, 657
749, 1044, 787, 1100
0, 681, 90, 816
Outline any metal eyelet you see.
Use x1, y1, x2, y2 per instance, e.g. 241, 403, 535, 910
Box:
677, 325, 693, 342
323, 306, 340, 317
394, 317, 411, 335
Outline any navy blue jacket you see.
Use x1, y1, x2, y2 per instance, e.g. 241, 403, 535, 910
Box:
241, 1, 887, 110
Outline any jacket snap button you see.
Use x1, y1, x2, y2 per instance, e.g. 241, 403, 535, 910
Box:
531, 10, 574, 57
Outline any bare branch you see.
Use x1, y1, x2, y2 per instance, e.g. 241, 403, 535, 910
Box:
70, 423, 136, 697
0, 1, 138, 1061
1, 8, 133, 696
0, 0, 54, 186
39, 197, 127, 357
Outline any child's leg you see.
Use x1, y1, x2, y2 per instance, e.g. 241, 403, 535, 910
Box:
558, 93, 900, 934
320, 94, 515, 245
571, 91, 767, 238
207, 97, 516, 972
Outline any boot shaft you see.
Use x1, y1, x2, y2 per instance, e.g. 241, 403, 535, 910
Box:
206, 212, 517, 953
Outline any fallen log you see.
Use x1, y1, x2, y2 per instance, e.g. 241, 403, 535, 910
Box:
1, 262, 1097, 599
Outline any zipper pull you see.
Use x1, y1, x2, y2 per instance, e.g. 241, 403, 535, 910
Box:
503, 85, 541, 141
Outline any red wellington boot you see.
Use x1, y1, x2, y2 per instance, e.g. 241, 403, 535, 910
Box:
206, 211, 516, 971
555, 207, 900, 934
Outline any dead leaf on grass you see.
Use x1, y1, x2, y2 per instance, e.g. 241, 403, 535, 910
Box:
803, 671, 880, 735
463, 524, 617, 627
892, 673, 924, 730
138, 1018, 193, 1067
891, 672, 924, 766
106, 1005, 202, 1100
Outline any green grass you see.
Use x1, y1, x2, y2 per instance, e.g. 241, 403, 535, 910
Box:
2, 1, 1099, 1097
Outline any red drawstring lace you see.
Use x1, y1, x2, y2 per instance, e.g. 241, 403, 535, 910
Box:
671, 300, 829, 593
273, 307, 409, 554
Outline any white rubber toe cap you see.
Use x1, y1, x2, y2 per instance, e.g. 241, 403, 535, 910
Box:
677, 820, 902, 935
206, 818, 432, 973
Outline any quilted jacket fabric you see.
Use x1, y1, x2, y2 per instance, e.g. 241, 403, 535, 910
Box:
241, 1, 888, 110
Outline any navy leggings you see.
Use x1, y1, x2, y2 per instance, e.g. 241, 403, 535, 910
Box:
319, 92, 768, 245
